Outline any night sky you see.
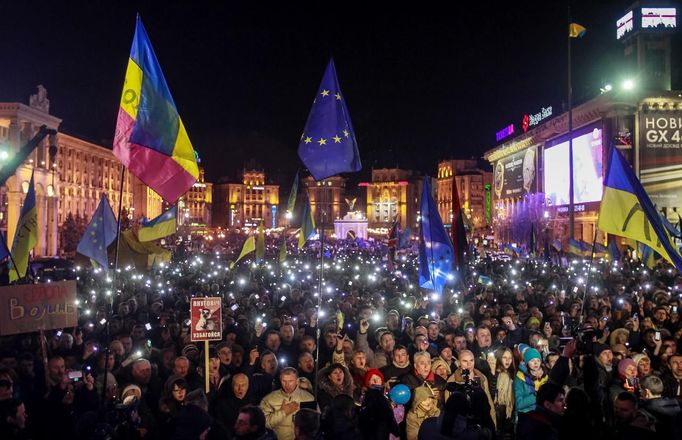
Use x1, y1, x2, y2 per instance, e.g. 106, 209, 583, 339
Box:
1, 1, 677, 195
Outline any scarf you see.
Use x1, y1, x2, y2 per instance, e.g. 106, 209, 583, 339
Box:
495, 371, 514, 419
415, 368, 435, 383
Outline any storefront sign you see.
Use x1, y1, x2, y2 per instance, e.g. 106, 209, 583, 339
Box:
523, 107, 553, 133
493, 147, 537, 199
496, 124, 515, 142
485, 184, 492, 224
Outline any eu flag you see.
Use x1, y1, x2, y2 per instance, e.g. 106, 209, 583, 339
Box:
298, 58, 361, 180
77, 194, 118, 268
418, 178, 454, 294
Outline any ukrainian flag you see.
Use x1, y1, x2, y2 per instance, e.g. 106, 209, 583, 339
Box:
139, 206, 177, 242
598, 148, 682, 272
567, 238, 590, 256
298, 198, 316, 249
113, 16, 199, 203
229, 236, 255, 269
9, 172, 37, 282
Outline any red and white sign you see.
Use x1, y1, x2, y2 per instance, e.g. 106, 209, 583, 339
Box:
190, 297, 222, 342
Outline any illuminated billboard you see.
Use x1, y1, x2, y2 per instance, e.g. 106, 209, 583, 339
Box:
493, 147, 537, 199
544, 125, 603, 207
639, 111, 682, 208
642, 7, 676, 29
617, 10, 634, 39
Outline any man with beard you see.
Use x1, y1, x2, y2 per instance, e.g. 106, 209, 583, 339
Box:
380, 345, 411, 387
212, 373, 255, 437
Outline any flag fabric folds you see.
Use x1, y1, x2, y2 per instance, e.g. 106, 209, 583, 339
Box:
9, 172, 38, 282
608, 237, 622, 262
660, 212, 681, 239
286, 172, 299, 216
598, 147, 682, 272
567, 238, 591, 256
0, 235, 9, 263
451, 174, 468, 271
229, 236, 255, 269
418, 178, 454, 294
278, 236, 288, 263
639, 242, 657, 269
113, 16, 199, 203
77, 194, 119, 268
298, 58, 361, 181
298, 198, 316, 249
256, 221, 265, 264
139, 206, 177, 242
569, 23, 587, 38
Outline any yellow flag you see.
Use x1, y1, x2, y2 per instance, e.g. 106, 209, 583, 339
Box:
229, 236, 255, 269
569, 23, 586, 38
9, 172, 37, 282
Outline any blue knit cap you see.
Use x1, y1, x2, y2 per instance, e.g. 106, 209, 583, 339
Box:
523, 348, 542, 364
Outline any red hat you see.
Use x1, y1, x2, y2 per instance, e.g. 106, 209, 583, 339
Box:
363, 368, 385, 388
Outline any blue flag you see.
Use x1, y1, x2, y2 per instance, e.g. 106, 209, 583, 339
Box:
77, 194, 118, 268
399, 226, 412, 248
660, 212, 681, 239
298, 58, 361, 180
418, 178, 454, 294
0, 235, 9, 262
608, 236, 621, 262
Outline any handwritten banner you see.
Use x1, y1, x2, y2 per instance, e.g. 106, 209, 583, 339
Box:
0, 281, 78, 336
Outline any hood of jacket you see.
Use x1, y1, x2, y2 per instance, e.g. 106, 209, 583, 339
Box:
410, 384, 440, 418
644, 397, 681, 417
318, 364, 354, 397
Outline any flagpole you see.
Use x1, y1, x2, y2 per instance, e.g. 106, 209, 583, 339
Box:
101, 165, 126, 404
314, 209, 324, 397
568, 7, 575, 241
579, 223, 600, 323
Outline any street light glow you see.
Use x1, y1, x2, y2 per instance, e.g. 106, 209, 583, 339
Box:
622, 79, 635, 90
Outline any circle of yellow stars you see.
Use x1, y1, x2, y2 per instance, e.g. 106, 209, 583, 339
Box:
300, 89, 350, 147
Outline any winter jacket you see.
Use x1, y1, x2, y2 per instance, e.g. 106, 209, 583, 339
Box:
316, 364, 355, 412
374, 348, 392, 369
516, 407, 561, 440
640, 396, 682, 439
513, 363, 548, 414
358, 387, 400, 440
446, 368, 497, 429
406, 385, 440, 440
260, 386, 316, 440
354, 331, 376, 367
402, 371, 447, 409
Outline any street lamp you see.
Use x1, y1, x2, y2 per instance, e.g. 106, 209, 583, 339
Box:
622, 79, 635, 91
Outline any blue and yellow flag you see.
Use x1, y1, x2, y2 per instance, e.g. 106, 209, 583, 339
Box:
113, 16, 199, 203
278, 236, 288, 263
9, 172, 38, 282
298, 58, 361, 180
139, 206, 177, 242
569, 23, 587, 38
418, 178, 454, 294
598, 147, 682, 272
77, 194, 118, 268
229, 236, 255, 269
608, 237, 621, 262
567, 238, 591, 256
639, 242, 657, 269
298, 198, 316, 249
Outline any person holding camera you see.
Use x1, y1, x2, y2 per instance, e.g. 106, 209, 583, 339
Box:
445, 350, 496, 429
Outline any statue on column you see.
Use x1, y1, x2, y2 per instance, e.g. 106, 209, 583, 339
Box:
29, 85, 50, 113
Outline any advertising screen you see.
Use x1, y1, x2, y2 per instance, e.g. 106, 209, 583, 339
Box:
639, 111, 682, 208
544, 126, 603, 207
642, 7, 676, 29
617, 11, 634, 39
493, 146, 537, 199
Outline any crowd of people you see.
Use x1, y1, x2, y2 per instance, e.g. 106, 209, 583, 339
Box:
0, 236, 681, 440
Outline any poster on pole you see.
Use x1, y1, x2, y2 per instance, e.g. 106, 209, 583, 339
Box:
0, 281, 78, 336
190, 297, 222, 342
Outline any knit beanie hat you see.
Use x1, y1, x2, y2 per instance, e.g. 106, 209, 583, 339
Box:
631, 353, 648, 367
523, 348, 542, 364
618, 358, 636, 376
593, 343, 610, 358
363, 368, 385, 388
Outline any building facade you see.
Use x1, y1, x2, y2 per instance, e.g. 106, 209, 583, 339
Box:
360, 168, 423, 232
215, 169, 279, 229
437, 160, 493, 232
178, 167, 212, 226
303, 175, 346, 229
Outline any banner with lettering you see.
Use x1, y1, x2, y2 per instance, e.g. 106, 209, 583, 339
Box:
640, 110, 682, 209
0, 281, 78, 336
190, 297, 222, 342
